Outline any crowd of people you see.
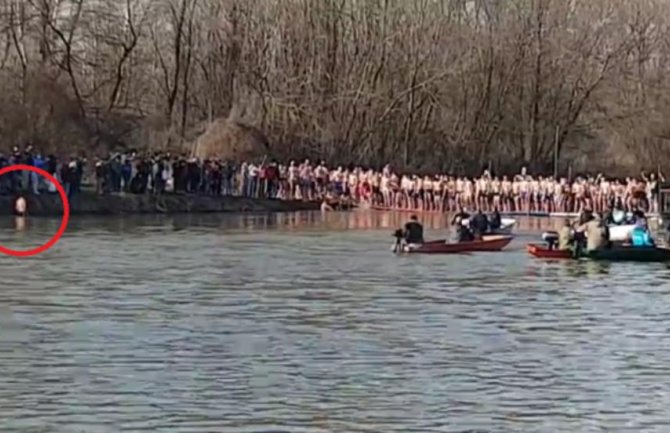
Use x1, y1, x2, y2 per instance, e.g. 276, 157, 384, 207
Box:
314, 165, 665, 215
0, 146, 666, 216
0, 147, 85, 196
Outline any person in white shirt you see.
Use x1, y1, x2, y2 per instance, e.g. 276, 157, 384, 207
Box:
248, 163, 259, 197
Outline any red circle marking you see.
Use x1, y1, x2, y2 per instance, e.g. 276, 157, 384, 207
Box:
0, 164, 70, 257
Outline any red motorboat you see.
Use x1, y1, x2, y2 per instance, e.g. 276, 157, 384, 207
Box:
526, 243, 571, 259
405, 235, 513, 254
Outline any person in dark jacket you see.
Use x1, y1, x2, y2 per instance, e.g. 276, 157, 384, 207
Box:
457, 224, 475, 242
470, 209, 489, 239
403, 215, 424, 245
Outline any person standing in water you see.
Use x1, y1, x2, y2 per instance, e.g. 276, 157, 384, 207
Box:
14, 194, 27, 217
558, 218, 574, 251
578, 214, 606, 253
320, 197, 334, 212
13, 193, 27, 231
403, 215, 424, 245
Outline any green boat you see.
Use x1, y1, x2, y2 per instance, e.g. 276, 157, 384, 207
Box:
582, 246, 670, 263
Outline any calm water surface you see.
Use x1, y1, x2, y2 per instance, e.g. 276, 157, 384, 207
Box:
1, 212, 670, 433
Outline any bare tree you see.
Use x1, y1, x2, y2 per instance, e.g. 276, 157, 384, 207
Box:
0, 0, 667, 172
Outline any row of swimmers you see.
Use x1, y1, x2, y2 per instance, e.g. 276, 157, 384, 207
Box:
282, 160, 663, 215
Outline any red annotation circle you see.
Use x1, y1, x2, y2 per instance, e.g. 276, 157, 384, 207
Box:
0, 164, 70, 257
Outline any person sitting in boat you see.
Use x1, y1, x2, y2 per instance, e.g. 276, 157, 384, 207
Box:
403, 215, 424, 246
578, 214, 606, 253
451, 207, 470, 226
456, 223, 475, 243
623, 212, 634, 225
558, 218, 574, 251
469, 209, 489, 240
630, 219, 654, 247
489, 208, 502, 231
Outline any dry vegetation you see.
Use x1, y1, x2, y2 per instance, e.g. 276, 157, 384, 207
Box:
1, 0, 669, 174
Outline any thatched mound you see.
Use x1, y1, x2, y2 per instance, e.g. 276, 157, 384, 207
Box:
190, 118, 270, 161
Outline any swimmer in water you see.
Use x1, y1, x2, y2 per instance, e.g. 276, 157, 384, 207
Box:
14, 194, 27, 217
13, 194, 27, 230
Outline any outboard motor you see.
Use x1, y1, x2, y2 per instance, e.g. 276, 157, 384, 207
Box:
542, 231, 559, 250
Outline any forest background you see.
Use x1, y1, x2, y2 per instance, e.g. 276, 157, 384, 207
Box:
1, 0, 669, 176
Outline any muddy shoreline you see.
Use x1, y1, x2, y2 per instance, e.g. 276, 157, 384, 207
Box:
0, 192, 320, 216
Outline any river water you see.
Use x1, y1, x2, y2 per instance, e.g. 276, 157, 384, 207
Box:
1, 211, 670, 432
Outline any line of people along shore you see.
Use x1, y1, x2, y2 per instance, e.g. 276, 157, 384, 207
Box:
0, 147, 665, 215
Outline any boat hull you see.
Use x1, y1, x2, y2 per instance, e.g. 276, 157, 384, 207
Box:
585, 246, 670, 262
526, 243, 670, 262
526, 243, 571, 259
406, 235, 513, 254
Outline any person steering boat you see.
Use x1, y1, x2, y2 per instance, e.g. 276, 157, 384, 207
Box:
393, 215, 424, 252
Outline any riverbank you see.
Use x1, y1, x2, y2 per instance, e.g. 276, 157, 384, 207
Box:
0, 192, 320, 216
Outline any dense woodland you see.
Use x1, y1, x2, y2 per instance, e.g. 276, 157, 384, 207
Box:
0, 0, 669, 175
